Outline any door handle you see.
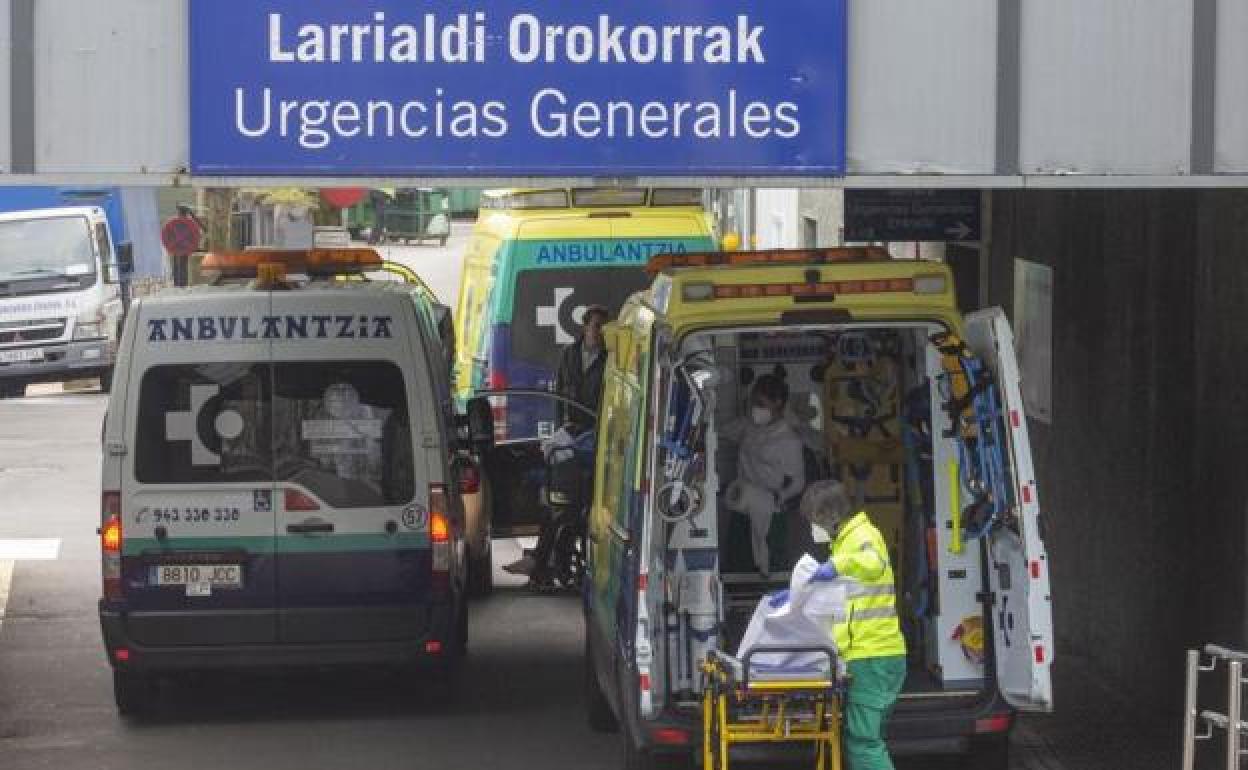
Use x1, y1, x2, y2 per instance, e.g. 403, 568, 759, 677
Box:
287, 521, 334, 534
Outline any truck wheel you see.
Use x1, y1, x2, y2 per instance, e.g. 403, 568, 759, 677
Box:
113, 670, 156, 717
585, 637, 619, 733
99, 367, 114, 394
0, 381, 25, 399
468, 542, 493, 597
968, 735, 1010, 770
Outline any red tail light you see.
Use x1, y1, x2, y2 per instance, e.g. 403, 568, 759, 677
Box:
284, 488, 321, 512
457, 462, 481, 495
429, 484, 451, 593
649, 727, 691, 746
975, 714, 1013, 734
101, 491, 123, 600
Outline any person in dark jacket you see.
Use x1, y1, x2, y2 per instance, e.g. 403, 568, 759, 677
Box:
503, 304, 609, 579
553, 304, 609, 432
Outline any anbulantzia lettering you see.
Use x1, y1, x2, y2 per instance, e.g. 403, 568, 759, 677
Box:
147, 315, 395, 342
233, 11, 801, 149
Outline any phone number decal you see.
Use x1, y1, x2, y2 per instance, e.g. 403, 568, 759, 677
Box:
142, 507, 243, 524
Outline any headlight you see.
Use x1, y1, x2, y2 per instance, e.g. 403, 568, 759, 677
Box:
74, 322, 104, 340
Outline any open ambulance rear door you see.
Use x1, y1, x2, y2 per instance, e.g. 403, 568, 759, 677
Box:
964, 307, 1054, 713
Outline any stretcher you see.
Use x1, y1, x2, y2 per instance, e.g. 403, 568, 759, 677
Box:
701, 646, 845, 770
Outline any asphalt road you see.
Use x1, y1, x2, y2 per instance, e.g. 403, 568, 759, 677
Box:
0, 390, 625, 770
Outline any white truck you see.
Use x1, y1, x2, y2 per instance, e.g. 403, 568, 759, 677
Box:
0, 207, 132, 397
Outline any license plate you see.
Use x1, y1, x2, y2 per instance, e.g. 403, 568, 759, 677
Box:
151, 564, 242, 589
0, 348, 44, 364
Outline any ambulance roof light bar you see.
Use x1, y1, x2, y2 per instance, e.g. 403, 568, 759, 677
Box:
644, 247, 891, 276
200, 248, 384, 280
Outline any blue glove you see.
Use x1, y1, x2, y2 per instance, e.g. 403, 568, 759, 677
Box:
812, 562, 838, 582
768, 589, 791, 609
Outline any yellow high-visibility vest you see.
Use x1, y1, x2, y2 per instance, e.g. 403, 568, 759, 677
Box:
829, 512, 907, 662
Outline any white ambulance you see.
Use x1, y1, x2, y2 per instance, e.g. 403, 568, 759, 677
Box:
98, 249, 480, 715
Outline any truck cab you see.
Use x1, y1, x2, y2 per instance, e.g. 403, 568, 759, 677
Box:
583, 248, 1053, 769
0, 206, 131, 397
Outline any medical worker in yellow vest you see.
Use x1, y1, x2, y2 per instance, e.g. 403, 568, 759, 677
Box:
801, 480, 907, 770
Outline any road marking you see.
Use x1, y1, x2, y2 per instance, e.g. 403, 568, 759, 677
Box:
0, 560, 12, 632
1, 396, 103, 406
0, 539, 61, 560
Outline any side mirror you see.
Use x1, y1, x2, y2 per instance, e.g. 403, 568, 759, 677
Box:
116, 242, 134, 274
466, 396, 495, 450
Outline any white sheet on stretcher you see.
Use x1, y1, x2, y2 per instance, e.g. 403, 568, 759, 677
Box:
734, 554, 848, 681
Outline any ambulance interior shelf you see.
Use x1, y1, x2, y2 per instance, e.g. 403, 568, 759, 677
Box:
649, 323, 1022, 703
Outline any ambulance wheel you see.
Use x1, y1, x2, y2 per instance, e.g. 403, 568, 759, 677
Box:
624, 728, 686, 770
968, 735, 1010, 770
553, 526, 586, 590
113, 670, 155, 717
454, 598, 469, 657
468, 542, 493, 597
0, 381, 25, 399
585, 637, 619, 733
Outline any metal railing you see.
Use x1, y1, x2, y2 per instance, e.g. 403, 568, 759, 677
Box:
1183, 644, 1248, 770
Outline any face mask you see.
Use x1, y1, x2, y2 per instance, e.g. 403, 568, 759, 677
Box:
750, 407, 773, 426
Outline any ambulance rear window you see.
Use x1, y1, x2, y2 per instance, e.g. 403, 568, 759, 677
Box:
135, 363, 273, 485
273, 362, 414, 508
135, 361, 414, 508
510, 266, 651, 372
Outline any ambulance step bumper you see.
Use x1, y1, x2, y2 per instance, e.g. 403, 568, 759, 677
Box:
99, 607, 453, 672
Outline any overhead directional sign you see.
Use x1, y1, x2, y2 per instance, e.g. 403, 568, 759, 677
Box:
188, 1, 847, 177
844, 190, 982, 242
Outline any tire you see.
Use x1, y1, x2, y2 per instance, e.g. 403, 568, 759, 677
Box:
967, 735, 1010, 770
468, 541, 493, 597
586, 636, 620, 733
0, 381, 25, 399
624, 729, 689, 770
113, 670, 155, 717
99, 367, 114, 394
624, 730, 654, 770
553, 524, 586, 590
455, 598, 469, 657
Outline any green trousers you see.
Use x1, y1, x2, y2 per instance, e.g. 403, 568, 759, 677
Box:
844, 656, 907, 770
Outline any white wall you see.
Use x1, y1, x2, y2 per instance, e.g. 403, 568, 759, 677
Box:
753, 189, 801, 249
1215, 0, 1248, 172
847, 0, 997, 174
1019, 0, 1193, 175
0, 0, 11, 173
34, 0, 187, 174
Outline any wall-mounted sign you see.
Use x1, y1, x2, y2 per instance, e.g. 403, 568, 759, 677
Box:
845, 190, 982, 242
189, 1, 847, 176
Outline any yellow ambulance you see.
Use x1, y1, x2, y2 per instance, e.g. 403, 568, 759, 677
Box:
452, 188, 716, 551
582, 248, 1052, 768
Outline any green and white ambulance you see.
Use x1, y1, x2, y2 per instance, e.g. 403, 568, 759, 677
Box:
98, 249, 470, 715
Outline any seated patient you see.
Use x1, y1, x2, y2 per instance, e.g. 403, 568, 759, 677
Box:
720, 374, 807, 576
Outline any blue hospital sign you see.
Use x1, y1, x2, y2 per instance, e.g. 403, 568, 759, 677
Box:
189, 1, 847, 176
